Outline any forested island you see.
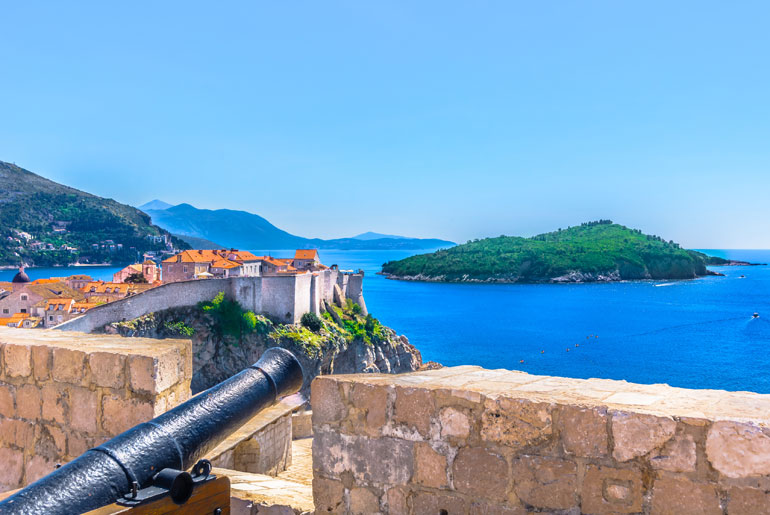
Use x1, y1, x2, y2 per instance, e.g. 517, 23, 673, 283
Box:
381, 221, 753, 283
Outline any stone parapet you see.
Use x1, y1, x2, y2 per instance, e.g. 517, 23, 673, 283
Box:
311, 365, 770, 514
0, 327, 192, 491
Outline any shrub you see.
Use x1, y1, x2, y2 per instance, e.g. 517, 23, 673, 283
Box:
162, 320, 194, 337
198, 292, 255, 339
351, 303, 362, 315
301, 312, 322, 332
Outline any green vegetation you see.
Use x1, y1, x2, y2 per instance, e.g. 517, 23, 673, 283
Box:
162, 320, 195, 337
0, 160, 188, 266
382, 221, 718, 282
198, 292, 260, 340
301, 312, 322, 332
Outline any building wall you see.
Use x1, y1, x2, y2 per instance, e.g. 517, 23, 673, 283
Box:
0, 328, 192, 491
311, 366, 770, 514
56, 271, 367, 333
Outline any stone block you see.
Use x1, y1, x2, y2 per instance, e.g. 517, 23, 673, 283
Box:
313, 430, 413, 484
511, 455, 577, 510
128, 355, 156, 394
31, 345, 51, 381
0, 418, 36, 449
155, 350, 181, 393
41, 384, 68, 425
481, 398, 552, 449
470, 502, 527, 515
393, 386, 434, 437
581, 464, 643, 514
25, 455, 56, 484
69, 387, 98, 434
52, 347, 86, 385
88, 352, 126, 389
706, 421, 770, 478
650, 432, 697, 473
4, 344, 32, 378
0, 383, 15, 417
0, 447, 23, 490
727, 486, 770, 515
439, 407, 470, 440
557, 405, 608, 457
413, 442, 448, 489
650, 477, 721, 515
350, 383, 388, 436
68, 432, 95, 458
412, 490, 468, 514
611, 411, 676, 462
349, 487, 381, 514
101, 394, 154, 435
453, 447, 509, 502
312, 477, 345, 514
311, 378, 346, 426
43, 424, 67, 456
385, 486, 409, 515
16, 384, 42, 420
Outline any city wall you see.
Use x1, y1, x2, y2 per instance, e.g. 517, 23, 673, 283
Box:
312, 365, 770, 514
0, 328, 192, 491
56, 269, 366, 333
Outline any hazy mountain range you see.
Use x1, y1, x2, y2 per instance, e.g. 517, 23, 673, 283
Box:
138, 200, 455, 251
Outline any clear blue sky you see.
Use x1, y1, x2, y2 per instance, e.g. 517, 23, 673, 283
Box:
1, 2, 769, 247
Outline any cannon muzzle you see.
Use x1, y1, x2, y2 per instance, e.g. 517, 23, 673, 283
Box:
0, 347, 303, 515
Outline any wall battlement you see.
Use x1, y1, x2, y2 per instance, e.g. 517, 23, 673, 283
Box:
0, 327, 192, 491
311, 365, 770, 514
56, 268, 366, 333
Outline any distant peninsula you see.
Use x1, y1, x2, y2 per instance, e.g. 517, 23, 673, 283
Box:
140, 201, 455, 251
381, 220, 759, 283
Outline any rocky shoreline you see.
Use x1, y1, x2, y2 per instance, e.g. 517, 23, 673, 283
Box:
380, 266, 755, 284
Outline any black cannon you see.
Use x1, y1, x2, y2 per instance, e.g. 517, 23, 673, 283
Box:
0, 347, 303, 515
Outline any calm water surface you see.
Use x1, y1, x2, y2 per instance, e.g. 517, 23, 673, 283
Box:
4, 250, 769, 393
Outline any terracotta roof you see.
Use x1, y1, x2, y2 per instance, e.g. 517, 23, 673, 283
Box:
142, 259, 156, 265
82, 282, 128, 294
294, 249, 319, 260
24, 283, 86, 301
46, 298, 75, 311
211, 258, 241, 269
66, 275, 93, 280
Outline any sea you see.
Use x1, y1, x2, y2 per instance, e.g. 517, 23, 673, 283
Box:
3, 249, 769, 394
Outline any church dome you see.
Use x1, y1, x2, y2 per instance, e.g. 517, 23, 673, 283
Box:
12, 267, 30, 284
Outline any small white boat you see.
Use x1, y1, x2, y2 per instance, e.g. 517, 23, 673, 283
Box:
753, 312, 760, 319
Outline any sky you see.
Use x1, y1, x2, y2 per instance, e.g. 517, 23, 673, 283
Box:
1, 2, 769, 248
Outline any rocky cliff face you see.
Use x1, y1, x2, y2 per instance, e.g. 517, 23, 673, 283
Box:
106, 304, 424, 394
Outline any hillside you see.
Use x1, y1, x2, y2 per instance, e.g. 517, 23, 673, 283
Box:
0, 161, 189, 267
381, 221, 727, 283
143, 203, 455, 251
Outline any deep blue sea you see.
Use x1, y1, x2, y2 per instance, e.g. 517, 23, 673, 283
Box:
3, 249, 769, 393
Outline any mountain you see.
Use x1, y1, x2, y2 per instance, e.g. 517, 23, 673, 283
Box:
142, 203, 455, 250
138, 199, 173, 211
381, 220, 728, 283
353, 231, 413, 241
174, 234, 223, 249
0, 161, 189, 267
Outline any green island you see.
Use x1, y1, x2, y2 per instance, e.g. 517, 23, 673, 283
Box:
0, 160, 188, 266
381, 220, 747, 283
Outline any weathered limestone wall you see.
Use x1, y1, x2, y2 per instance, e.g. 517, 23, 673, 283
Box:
0, 328, 192, 491
311, 365, 770, 514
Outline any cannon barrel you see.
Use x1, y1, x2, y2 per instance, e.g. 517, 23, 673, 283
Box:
0, 347, 303, 515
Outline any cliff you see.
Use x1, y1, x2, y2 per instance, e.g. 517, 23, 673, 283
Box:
382, 221, 727, 283
106, 295, 424, 394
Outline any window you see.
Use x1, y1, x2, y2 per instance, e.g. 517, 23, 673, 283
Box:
2, 309, 7, 314
48, 316, 53, 321
21, 294, 28, 301
57, 315, 63, 322
20, 309, 26, 313
183, 266, 188, 273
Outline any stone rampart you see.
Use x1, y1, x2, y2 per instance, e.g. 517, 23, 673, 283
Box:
56, 270, 367, 333
311, 365, 770, 514
0, 327, 192, 491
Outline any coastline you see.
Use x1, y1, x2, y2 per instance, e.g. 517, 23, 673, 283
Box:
377, 265, 770, 285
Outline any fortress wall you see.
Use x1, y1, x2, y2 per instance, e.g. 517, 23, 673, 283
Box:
56, 278, 232, 333
312, 366, 770, 514
0, 328, 192, 491
291, 273, 315, 322
345, 273, 367, 315
229, 276, 263, 314
261, 276, 298, 324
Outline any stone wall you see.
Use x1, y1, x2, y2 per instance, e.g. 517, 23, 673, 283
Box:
311, 365, 770, 514
57, 270, 368, 333
0, 327, 192, 491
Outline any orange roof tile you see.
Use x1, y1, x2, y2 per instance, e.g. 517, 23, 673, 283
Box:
294, 249, 319, 260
